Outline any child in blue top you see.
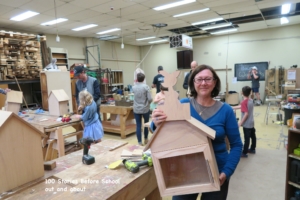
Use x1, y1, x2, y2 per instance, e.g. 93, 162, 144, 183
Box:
75, 90, 104, 143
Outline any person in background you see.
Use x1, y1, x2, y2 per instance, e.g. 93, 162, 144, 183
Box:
133, 73, 153, 146
74, 66, 101, 121
0, 88, 11, 95
247, 66, 261, 105
153, 85, 166, 106
232, 86, 256, 158
151, 65, 242, 200
74, 90, 104, 143
152, 66, 164, 93
183, 61, 198, 97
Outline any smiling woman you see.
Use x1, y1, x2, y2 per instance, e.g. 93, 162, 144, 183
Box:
151, 64, 242, 200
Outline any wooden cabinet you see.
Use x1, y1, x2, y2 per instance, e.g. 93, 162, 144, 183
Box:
40, 71, 73, 112
48, 47, 69, 70
285, 128, 300, 199
101, 70, 124, 100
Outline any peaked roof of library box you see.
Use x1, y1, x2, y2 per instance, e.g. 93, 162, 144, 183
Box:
144, 117, 215, 152
0, 110, 47, 138
49, 89, 69, 102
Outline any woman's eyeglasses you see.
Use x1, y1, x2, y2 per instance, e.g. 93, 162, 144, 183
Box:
194, 77, 215, 84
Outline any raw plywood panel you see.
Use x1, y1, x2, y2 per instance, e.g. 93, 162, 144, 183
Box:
158, 70, 191, 121
40, 71, 73, 112
48, 92, 68, 116
0, 116, 44, 193
50, 89, 69, 102
58, 102, 69, 116
5, 176, 73, 199
187, 117, 215, 139
153, 145, 220, 196
148, 121, 209, 153
160, 152, 210, 188
0, 110, 11, 126
6, 90, 22, 103
6, 102, 20, 115
48, 94, 59, 116
53, 145, 132, 185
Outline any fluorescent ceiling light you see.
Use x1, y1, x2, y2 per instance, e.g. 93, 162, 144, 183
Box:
153, 0, 196, 11
192, 18, 223, 25
201, 23, 232, 30
41, 18, 68, 26
72, 24, 98, 31
211, 28, 237, 35
97, 28, 121, 34
281, 17, 289, 24
136, 36, 156, 41
10, 11, 39, 21
173, 8, 209, 17
148, 40, 168, 44
281, 4, 291, 14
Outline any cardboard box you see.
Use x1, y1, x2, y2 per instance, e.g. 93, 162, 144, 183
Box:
226, 93, 239, 105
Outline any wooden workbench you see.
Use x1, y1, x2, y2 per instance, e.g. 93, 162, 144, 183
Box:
22, 112, 83, 161
4, 139, 161, 200
101, 105, 136, 139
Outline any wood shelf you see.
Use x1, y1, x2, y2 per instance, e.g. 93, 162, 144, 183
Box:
285, 128, 300, 200
49, 47, 69, 69
0, 33, 42, 82
100, 70, 124, 100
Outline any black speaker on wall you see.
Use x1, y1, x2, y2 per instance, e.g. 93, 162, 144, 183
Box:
177, 50, 193, 69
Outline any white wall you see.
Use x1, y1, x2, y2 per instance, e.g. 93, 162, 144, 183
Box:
45, 34, 86, 66
85, 38, 141, 86
141, 24, 300, 100
4, 24, 300, 104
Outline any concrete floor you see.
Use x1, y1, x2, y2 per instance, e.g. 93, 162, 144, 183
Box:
102, 103, 287, 200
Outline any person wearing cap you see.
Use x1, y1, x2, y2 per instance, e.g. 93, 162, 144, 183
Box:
152, 66, 165, 93
247, 66, 261, 105
74, 66, 101, 120
183, 61, 198, 97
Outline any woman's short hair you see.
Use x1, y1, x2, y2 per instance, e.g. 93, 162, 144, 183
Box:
188, 64, 221, 98
137, 73, 145, 82
79, 90, 93, 108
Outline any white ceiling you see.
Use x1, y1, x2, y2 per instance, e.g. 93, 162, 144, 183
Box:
0, 0, 299, 46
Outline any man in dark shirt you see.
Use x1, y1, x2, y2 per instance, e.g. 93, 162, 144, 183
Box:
152, 66, 164, 93
74, 66, 101, 119
183, 61, 198, 97
247, 66, 261, 105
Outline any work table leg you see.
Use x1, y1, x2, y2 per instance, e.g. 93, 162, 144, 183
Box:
56, 127, 65, 157
146, 187, 162, 200
120, 114, 126, 139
